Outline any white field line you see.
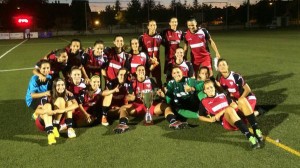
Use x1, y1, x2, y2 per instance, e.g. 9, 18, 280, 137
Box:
0, 39, 28, 60
0, 67, 33, 73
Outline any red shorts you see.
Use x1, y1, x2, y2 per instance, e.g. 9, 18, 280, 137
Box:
131, 102, 159, 116
35, 117, 45, 131
193, 60, 212, 72
221, 112, 248, 131
247, 95, 257, 111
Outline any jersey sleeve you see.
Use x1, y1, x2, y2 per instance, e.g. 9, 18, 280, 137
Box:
201, 28, 211, 42
233, 73, 245, 94
187, 62, 194, 78
165, 80, 175, 104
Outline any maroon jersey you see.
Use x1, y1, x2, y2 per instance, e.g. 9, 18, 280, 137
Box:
184, 28, 211, 65
79, 88, 102, 109
128, 51, 149, 74
83, 48, 108, 76
200, 93, 231, 116
218, 71, 254, 99
35, 51, 66, 79
67, 78, 86, 102
139, 33, 162, 60
131, 77, 155, 103
162, 28, 182, 63
107, 78, 133, 103
105, 48, 128, 81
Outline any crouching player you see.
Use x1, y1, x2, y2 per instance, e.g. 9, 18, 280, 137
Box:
199, 80, 264, 149
114, 65, 185, 134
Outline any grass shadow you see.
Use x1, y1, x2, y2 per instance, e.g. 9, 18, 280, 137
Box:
0, 99, 87, 146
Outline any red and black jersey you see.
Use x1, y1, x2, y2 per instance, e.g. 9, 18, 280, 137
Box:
35, 51, 67, 79
83, 47, 108, 76
79, 88, 102, 109
131, 77, 157, 103
139, 32, 162, 60
199, 93, 232, 116
127, 51, 150, 75
183, 28, 211, 65
105, 47, 128, 81
218, 71, 253, 99
66, 78, 86, 103
166, 61, 194, 81
106, 78, 133, 101
65, 46, 84, 68
162, 28, 182, 63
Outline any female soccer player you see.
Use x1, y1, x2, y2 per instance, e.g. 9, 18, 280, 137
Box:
114, 65, 184, 134
83, 40, 108, 78
217, 58, 261, 116
199, 80, 263, 148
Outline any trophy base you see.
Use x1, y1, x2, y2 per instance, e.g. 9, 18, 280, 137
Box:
144, 120, 154, 126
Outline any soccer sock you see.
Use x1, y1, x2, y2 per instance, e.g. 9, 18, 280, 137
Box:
45, 125, 54, 134
178, 109, 199, 119
166, 114, 176, 124
234, 120, 252, 139
65, 118, 73, 128
102, 106, 109, 117
119, 117, 128, 125
53, 120, 60, 129
246, 113, 259, 132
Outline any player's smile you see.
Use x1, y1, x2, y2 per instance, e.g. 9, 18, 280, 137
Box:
56, 80, 65, 94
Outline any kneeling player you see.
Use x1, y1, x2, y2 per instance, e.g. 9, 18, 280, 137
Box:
199, 80, 263, 148
114, 65, 185, 134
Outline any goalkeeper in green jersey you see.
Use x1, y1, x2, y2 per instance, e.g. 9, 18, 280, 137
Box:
165, 65, 205, 121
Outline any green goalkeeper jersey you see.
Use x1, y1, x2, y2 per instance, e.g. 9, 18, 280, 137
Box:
166, 77, 204, 111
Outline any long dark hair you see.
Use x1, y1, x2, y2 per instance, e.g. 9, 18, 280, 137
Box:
51, 78, 67, 104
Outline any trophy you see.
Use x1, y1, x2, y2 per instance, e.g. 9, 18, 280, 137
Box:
142, 90, 153, 125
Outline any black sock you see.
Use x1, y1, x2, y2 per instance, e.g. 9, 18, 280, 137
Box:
45, 126, 54, 134
246, 113, 258, 132
234, 120, 252, 139
53, 123, 60, 129
166, 114, 176, 124
102, 106, 109, 117
119, 117, 128, 125
65, 118, 73, 128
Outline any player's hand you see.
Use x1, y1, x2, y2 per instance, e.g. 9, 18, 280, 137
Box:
38, 75, 47, 82
214, 57, 218, 71
184, 84, 194, 93
84, 78, 90, 84
66, 90, 74, 97
156, 89, 165, 97
85, 113, 92, 123
114, 85, 120, 93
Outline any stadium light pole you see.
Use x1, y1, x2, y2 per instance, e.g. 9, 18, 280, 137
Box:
247, 0, 250, 28
85, 0, 88, 35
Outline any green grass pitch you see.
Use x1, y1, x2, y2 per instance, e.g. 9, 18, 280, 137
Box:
0, 29, 299, 167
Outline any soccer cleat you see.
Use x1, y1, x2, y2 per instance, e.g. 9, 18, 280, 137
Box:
67, 128, 76, 138
255, 129, 264, 142
114, 124, 129, 134
48, 133, 56, 145
249, 136, 260, 149
59, 123, 67, 132
169, 121, 185, 130
53, 127, 60, 138
101, 116, 109, 126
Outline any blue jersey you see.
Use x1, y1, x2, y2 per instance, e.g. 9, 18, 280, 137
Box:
25, 75, 52, 107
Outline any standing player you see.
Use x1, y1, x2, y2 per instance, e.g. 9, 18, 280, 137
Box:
162, 17, 183, 74
64, 39, 90, 83
33, 49, 68, 81
217, 58, 261, 116
165, 47, 194, 82
114, 65, 185, 134
139, 20, 163, 87
127, 38, 158, 77
199, 80, 263, 148
105, 35, 129, 82
183, 18, 221, 76
83, 40, 108, 78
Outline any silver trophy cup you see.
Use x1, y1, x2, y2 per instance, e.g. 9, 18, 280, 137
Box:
142, 90, 153, 125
